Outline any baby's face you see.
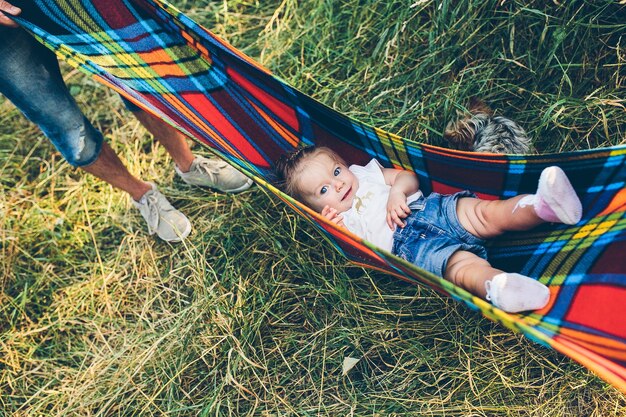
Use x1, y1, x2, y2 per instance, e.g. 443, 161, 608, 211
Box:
296, 152, 359, 213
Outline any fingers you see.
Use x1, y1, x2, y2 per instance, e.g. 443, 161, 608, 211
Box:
0, 15, 19, 28
0, 1, 21, 27
322, 205, 344, 225
387, 204, 411, 229
387, 212, 403, 229
0, 1, 20, 13
330, 215, 344, 226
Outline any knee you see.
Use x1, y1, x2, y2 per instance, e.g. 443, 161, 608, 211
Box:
468, 200, 504, 238
445, 251, 490, 285
46, 115, 103, 167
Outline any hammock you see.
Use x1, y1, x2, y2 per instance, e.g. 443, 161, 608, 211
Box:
14, 0, 626, 393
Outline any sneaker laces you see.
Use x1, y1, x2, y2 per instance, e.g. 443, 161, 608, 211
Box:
192, 158, 227, 183
143, 193, 161, 235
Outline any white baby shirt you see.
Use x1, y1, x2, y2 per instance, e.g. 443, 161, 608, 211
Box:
341, 159, 422, 251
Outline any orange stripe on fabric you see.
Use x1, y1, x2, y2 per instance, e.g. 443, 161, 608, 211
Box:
95, 76, 244, 163
166, 92, 252, 163
181, 31, 213, 64
227, 67, 300, 132
421, 145, 510, 165
553, 336, 626, 394
559, 327, 626, 351
599, 188, 626, 216
142, 63, 188, 77
181, 92, 269, 167
136, 52, 187, 77
249, 102, 299, 148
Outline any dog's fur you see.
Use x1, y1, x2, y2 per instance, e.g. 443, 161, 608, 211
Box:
444, 98, 531, 154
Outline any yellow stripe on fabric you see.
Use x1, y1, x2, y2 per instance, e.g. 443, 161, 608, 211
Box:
87, 55, 155, 79
54, 43, 93, 74
374, 127, 411, 169
542, 215, 626, 284
99, 43, 170, 88
610, 147, 626, 157
83, 32, 210, 92
150, 0, 272, 77
165, 45, 214, 77
63, 0, 101, 32
89, 47, 202, 77
573, 219, 620, 240
59, 2, 143, 81
536, 320, 560, 335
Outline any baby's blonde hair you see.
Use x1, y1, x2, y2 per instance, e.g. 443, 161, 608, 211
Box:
273, 146, 345, 205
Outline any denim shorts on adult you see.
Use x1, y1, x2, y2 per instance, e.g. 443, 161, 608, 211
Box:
0, 27, 103, 167
391, 191, 488, 277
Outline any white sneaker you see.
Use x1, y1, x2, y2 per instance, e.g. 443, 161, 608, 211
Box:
133, 183, 191, 242
175, 156, 253, 193
485, 273, 550, 313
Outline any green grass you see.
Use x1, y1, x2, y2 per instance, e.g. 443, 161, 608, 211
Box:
1, 0, 625, 415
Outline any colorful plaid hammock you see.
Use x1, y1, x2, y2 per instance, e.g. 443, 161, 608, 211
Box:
13, 0, 626, 393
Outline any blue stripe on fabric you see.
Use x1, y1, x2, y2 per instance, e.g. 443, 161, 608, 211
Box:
502, 160, 525, 197
352, 123, 386, 161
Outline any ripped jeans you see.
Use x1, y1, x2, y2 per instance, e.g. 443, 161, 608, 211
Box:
0, 27, 103, 167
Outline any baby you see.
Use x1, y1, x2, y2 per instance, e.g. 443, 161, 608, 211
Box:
274, 146, 583, 313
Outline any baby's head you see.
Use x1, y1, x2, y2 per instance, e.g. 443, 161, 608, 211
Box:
274, 146, 358, 213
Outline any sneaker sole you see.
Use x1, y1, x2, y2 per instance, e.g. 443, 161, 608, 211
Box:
538, 167, 582, 225
219, 178, 254, 193
180, 177, 254, 193
161, 220, 192, 243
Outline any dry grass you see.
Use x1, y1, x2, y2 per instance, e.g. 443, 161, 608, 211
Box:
1, 0, 625, 415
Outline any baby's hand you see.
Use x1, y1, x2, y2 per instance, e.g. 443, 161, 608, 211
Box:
386, 191, 411, 229
322, 205, 345, 228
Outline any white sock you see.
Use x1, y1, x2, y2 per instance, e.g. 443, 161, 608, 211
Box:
485, 273, 550, 313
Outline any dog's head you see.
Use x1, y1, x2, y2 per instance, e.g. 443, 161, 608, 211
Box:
444, 98, 531, 154
444, 98, 493, 151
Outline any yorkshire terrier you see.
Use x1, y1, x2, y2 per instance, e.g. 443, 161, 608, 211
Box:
444, 98, 532, 154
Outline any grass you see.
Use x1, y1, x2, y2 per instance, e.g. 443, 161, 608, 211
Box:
1, 0, 625, 415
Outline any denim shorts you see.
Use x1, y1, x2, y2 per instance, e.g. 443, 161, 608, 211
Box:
392, 191, 488, 277
0, 28, 103, 167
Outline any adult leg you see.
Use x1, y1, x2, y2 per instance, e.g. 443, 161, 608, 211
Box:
0, 28, 189, 241
81, 143, 151, 200
132, 110, 195, 172
129, 108, 253, 193
0, 27, 150, 198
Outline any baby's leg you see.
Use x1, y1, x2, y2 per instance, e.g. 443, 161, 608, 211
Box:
445, 250, 550, 313
456, 195, 542, 239
457, 166, 582, 239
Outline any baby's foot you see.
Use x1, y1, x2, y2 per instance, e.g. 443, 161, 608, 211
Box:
485, 273, 550, 313
534, 166, 582, 224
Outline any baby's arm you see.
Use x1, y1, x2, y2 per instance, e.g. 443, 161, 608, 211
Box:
381, 168, 420, 229
321, 205, 345, 228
